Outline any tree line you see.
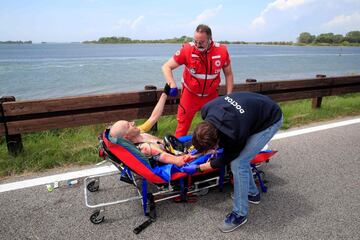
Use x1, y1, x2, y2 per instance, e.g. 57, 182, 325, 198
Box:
83, 36, 294, 45
83, 31, 360, 46
83, 36, 193, 44
297, 31, 360, 45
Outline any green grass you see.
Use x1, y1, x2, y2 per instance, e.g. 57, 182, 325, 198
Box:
1, 93, 360, 178
279, 93, 360, 129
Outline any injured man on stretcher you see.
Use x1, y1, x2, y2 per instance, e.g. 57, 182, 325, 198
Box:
109, 87, 197, 167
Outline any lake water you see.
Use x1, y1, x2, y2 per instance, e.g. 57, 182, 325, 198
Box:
0, 43, 359, 100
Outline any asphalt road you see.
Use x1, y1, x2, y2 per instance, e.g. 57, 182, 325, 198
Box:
0, 117, 359, 240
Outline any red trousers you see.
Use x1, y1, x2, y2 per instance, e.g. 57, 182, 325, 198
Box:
175, 87, 218, 137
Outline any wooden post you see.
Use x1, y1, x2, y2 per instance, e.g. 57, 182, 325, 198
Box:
144, 85, 158, 133
246, 79, 257, 83
312, 75, 326, 108
0, 96, 23, 156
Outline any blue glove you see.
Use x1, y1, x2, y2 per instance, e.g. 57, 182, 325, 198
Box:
169, 87, 178, 97
182, 164, 198, 175
164, 83, 178, 97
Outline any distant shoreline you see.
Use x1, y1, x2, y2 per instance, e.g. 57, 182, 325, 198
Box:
3, 30, 360, 47
82, 41, 360, 47
1, 40, 359, 47
81, 42, 360, 47
81, 37, 360, 47
0, 41, 32, 44
82, 31, 360, 47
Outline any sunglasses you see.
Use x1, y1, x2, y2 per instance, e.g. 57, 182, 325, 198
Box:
193, 40, 208, 46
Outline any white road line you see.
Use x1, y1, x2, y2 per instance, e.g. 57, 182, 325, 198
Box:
0, 165, 118, 193
272, 118, 360, 140
1, 117, 359, 193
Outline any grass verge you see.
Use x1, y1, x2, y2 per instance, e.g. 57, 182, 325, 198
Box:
1, 93, 360, 178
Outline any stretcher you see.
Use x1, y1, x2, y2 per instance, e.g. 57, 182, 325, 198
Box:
84, 129, 277, 234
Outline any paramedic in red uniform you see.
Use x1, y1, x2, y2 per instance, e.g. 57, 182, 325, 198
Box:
162, 24, 234, 137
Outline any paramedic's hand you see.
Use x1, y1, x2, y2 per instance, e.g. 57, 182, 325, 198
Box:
164, 83, 178, 97
169, 87, 178, 97
182, 164, 198, 175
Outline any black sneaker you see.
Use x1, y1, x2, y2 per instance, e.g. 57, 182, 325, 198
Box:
218, 212, 248, 233
248, 193, 260, 204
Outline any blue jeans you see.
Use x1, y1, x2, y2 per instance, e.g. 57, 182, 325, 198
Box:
231, 116, 283, 216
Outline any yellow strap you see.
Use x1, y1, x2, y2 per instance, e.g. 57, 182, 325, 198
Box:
138, 119, 153, 133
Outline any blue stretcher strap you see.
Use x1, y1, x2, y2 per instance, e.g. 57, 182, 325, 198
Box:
178, 135, 192, 143
152, 148, 224, 182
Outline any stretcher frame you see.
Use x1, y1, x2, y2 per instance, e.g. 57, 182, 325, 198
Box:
84, 131, 275, 234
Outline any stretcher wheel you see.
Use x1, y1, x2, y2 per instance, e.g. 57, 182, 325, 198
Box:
196, 188, 209, 196
90, 210, 104, 224
87, 179, 100, 192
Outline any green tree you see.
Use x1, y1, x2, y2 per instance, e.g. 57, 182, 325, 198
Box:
345, 31, 360, 43
333, 34, 344, 44
180, 35, 193, 43
315, 33, 335, 43
297, 32, 315, 44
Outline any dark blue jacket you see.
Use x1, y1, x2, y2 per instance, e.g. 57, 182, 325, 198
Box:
201, 92, 282, 168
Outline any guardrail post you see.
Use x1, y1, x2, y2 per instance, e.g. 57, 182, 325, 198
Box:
0, 96, 23, 156
144, 85, 158, 133
246, 79, 257, 83
312, 75, 326, 108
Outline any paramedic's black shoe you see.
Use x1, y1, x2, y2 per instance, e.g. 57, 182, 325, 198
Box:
218, 212, 247, 233
248, 193, 261, 204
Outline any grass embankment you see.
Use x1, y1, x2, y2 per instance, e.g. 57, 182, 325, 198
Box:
1, 93, 360, 178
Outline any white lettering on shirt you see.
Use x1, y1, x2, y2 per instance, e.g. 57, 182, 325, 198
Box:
224, 96, 245, 114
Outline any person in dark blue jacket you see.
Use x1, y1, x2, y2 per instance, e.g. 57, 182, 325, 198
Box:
182, 92, 283, 233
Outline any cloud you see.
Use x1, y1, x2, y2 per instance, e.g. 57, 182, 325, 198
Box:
251, 16, 266, 28
191, 5, 223, 25
115, 15, 144, 30
268, 0, 306, 11
130, 16, 144, 29
251, 0, 307, 29
324, 12, 360, 30
245, 0, 360, 41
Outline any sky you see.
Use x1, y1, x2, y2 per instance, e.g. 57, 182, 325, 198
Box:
1, 0, 360, 43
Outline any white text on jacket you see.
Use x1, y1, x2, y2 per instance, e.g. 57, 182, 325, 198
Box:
224, 96, 245, 114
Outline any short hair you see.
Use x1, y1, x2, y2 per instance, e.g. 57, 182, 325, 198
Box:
192, 121, 218, 152
195, 24, 212, 39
